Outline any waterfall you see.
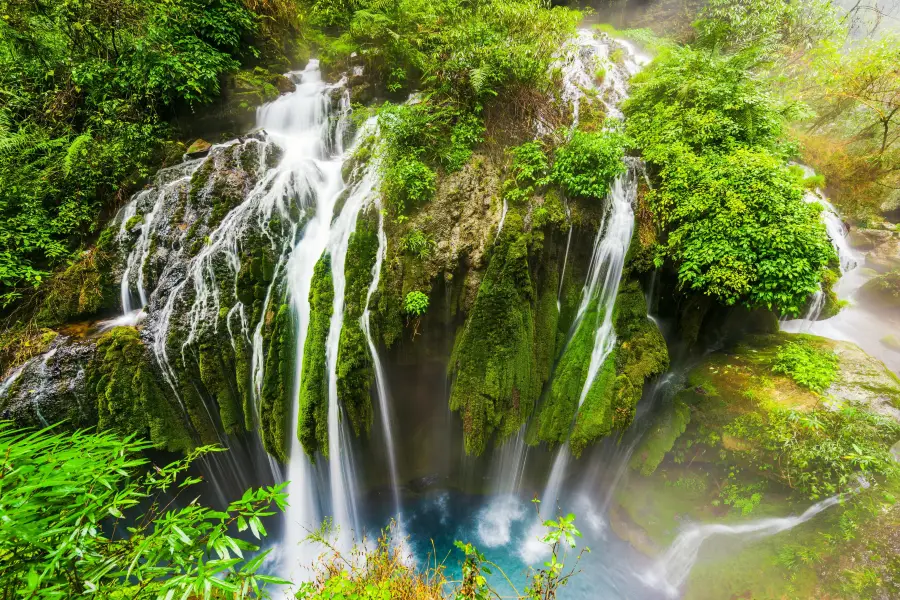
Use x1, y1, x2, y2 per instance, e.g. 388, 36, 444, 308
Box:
574, 166, 637, 406
321, 144, 380, 552
526, 31, 646, 553
275, 60, 386, 567
272, 62, 357, 573
361, 208, 403, 521
538, 165, 638, 514
641, 495, 842, 597
477, 427, 529, 548
796, 164, 859, 274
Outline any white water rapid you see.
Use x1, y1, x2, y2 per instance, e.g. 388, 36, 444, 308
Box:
269, 62, 381, 574
641, 495, 842, 597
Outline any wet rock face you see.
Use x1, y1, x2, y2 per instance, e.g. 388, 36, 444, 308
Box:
852, 227, 900, 272
0, 337, 96, 430
1, 83, 355, 455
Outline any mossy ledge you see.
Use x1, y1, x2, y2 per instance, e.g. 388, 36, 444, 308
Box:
336, 208, 380, 438
298, 253, 334, 458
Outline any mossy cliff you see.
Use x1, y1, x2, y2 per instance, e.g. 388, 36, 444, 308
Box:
298, 254, 335, 458
617, 332, 900, 599
448, 208, 562, 456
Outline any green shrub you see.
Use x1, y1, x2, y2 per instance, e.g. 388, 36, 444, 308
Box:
403, 290, 429, 316
772, 340, 839, 393
399, 228, 434, 259
504, 141, 551, 203
383, 157, 436, 215
551, 129, 627, 199
651, 148, 836, 313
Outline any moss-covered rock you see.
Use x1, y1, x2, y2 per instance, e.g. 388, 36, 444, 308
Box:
859, 269, 900, 309
613, 331, 900, 599
32, 248, 119, 328
337, 207, 380, 438
298, 254, 334, 458
534, 278, 669, 455
260, 301, 295, 463
90, 327, 193, 452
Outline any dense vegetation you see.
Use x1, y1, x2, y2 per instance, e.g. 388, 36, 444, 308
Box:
0, 0, 307, 305
4, 422, 592, 599
0, 423, 288, 598
623, 44, 837, 315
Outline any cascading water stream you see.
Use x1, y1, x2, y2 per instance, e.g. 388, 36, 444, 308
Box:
321, 145, 381, 552
360, 207, 403, 522
778, 165, 900, 372
538, 163, 638, 520
641, 495, 843, 597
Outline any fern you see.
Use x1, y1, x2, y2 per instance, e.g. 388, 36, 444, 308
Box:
469, 66, 494, 97
63, 133, 92, 176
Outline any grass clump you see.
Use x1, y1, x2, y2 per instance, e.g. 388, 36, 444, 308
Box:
771, 340, 838, 393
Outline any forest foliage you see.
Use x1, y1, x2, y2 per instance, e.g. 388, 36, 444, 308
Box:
623, 16, 837, 315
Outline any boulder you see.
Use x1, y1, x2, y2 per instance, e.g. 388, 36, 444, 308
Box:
185, 139, 212, 158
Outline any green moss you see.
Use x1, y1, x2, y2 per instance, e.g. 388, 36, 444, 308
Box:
771, 339, 838, 393
534, 297, 601, 446
298, 253, 334, 458
337, 211, 379, 438
89, 327, 192, 452
449, 210, 552, 455
125, 214, 144, 232
630, 399, 691, 475
260, 301, 295, 463
197, 340, 244, 435
161, 326, 221, 446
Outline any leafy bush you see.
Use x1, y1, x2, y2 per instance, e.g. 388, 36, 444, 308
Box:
651, 148, 836, 313
551, 129, 628, 199
383, 157, 436, 215
0, 423, 288, 598
623, 44, 835, 314
504, 141, 551, 203
772, 340, 839, 393
624, 46, 794, 163
403, 290, 429, 316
